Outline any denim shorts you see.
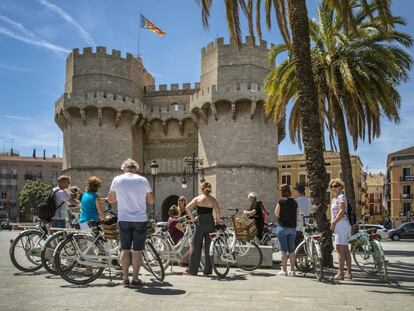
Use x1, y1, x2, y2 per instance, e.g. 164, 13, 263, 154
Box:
277, 226, 297, 254
118, 221, 147, 251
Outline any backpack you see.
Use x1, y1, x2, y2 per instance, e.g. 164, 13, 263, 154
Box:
258, 201, 269, 223
347, 202, 357, 226
37, 189, 64, 221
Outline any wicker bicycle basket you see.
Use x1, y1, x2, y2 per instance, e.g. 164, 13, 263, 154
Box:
234, 217, 257, 242
147, 219, 156, 235
101, 223, 119, 240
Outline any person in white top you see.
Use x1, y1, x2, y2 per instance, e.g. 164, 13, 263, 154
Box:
107, 159, 154, 287
294, 183, 312, 246
329, 178, 352, 281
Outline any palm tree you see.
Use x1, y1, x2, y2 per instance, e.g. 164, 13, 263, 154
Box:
265, 1, 412, 220
196, 0, 400, 266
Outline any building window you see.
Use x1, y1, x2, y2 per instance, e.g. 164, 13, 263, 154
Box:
403, 167, 411, 178
403, 202, 412, 216
403, 185, 411, 195
299, 173, 307, 186
369, 204, 375, 215
0, 192, 6, 200
281, 174, 291, 185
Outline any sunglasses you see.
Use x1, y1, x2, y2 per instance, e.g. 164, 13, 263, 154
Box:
330, 185, 339, 188
178, 199, 185, 202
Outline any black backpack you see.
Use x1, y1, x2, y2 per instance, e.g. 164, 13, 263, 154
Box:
37, 189, 64, 221
347, 202, 357, 226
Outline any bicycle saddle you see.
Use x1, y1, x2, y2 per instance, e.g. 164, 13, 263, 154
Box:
87, 220, 99, 227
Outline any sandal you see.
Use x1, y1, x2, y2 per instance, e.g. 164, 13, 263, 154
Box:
330, 273, 344, 281
344, 273, 353, 280
122, 279, 130, 287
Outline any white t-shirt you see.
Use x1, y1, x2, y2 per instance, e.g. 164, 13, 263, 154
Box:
52, 187, 70, 220
295, 195, 312, 231
110, 172, 152, 222
331, 193, 348, 224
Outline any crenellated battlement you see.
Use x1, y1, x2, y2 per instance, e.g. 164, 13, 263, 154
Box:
69, 46, 144, 67
144, 82, 200, 93
201, 36, 272, 56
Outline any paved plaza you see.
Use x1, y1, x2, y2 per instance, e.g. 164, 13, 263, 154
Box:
0, 230, 413, 311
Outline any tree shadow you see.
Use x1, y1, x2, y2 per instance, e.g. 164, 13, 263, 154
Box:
385, 250, 414, 258
133, 287, 186, 295
249, 271, 275, 277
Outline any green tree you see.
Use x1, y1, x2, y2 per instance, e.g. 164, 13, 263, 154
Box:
18, 180, 51, 221
197, 0, 398, 266
265, 1, 411, 219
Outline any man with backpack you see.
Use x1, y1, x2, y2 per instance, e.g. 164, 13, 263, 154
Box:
244, 192, 266, 240
50, 175, 72, 228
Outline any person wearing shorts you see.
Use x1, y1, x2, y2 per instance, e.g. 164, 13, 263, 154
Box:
275, 184, 298, 276
107, 159, 154, 287
330, 178, 352, 281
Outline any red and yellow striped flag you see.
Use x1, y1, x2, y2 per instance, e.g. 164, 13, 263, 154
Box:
140, 14, 166, 37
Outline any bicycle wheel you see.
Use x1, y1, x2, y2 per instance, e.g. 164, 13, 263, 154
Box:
294, 240, 313, 273
210, 237, 230, 278
41, 231, 66, 274
142, 240, 165, 281
312, 241, 323, 281
9, 230, 45, 272
150, 234, 171, 270
54, 234, 105, 285
372, 241, 389, 282
236, 240, 263, 271
352, 241, 379, 274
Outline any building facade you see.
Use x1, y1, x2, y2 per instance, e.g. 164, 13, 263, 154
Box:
278, 152, 367, 219
366, 173, 385, 224
384, 146, 414, 227
54, 37, 284, 220
0, 151, 63, 221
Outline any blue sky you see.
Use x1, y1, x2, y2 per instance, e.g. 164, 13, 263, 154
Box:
0, 0, 413, 172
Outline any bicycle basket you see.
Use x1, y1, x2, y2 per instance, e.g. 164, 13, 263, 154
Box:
147, 219, 156, 235
102, 223, 119, 240
234, 217, 257, 242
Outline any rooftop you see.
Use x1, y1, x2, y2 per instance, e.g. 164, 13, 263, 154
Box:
0, 155, 63, 163
279, 151, 360, 162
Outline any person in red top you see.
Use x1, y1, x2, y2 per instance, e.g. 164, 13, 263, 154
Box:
167, 205, 184, 245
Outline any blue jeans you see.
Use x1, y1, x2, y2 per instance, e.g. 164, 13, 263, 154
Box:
277, 226, 296, 254
51, 220, 66, 228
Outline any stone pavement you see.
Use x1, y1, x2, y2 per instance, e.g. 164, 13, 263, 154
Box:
0, 230, 413, 311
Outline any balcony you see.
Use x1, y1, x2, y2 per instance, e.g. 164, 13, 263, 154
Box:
400, 193, 414, 200
400, 176, 414, 182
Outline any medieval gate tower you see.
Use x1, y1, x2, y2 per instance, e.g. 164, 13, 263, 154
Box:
55, 37, 284, 220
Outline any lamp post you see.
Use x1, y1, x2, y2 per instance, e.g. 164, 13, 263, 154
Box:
150, 160, 159, 218
183, 152, 203, 198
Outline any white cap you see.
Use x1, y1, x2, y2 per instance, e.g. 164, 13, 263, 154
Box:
248, 192, 258, 199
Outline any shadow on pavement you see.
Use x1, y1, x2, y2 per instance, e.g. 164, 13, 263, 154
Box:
14, 271, 49, 276
385, 250, 414, 258
134, 287, 186, 295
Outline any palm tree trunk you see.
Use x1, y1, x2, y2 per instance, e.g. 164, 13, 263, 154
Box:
332, 99, 357, 219
288, 0, 333, 266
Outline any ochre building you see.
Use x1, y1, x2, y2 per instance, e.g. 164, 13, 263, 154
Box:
54, 37, 284, 220
278, 152, 367, 219
384, 146, 414, 227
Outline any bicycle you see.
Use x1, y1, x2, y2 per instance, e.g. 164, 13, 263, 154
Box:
53, 220, 165, 285
150, 215, 206, 271
259, 222, 279, 253
294, 215, 324, 281
9, 220, 50, 272
209, 208, 263, 278
350, 215, 388, 282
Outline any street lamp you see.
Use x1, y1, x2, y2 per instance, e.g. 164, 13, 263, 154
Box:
150, 160, 159, 218
183, 152, 203, 198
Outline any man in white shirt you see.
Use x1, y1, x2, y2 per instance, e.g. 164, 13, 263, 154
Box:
107, 159, 154, 287
294, 183, 312, 246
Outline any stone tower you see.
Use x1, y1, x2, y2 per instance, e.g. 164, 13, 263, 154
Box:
55, 47, 154, 191
55, 38, 283, 220
190, 37, 284, 213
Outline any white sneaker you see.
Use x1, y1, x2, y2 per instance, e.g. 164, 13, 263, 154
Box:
278, 270, 288, 276
288, 271, 296, 277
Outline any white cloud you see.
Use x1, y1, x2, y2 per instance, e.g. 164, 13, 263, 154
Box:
0, 64, 31, 72
3, 115, 33, 121
0, 14, 70, 54
39, 0, 96, 46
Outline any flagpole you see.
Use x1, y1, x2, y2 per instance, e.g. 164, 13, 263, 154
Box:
137, 14, 141, 57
